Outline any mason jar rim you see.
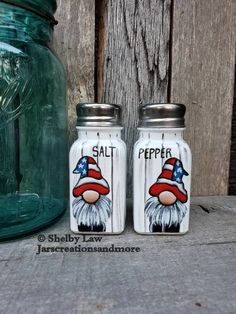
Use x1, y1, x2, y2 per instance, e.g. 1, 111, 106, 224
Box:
0, 0, 58, 26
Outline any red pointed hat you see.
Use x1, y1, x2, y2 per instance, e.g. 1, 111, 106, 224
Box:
149, 158, 188, 203
72, 156, 109, 197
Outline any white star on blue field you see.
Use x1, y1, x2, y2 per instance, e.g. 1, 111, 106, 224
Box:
172, 160, 188, 183
73, 157, 88, 177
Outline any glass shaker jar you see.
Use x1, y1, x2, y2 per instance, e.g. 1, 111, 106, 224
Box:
133, 103, 191, 234
70, 103, 127, 234
0, 0, 67, 239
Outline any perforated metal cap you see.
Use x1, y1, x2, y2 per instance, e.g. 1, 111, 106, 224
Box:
76, 103, 122, 127
138, 103, 186, 128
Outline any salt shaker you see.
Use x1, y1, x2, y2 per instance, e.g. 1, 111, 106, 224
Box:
133, 103, 191, 234
70, 103, 126, 234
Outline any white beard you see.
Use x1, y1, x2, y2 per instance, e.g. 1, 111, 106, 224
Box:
73, 196, 112, 227
145, 197, 187, 229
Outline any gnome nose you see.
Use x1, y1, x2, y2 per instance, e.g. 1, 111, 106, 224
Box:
158, 191, 177, 206
82, 190, 100, 204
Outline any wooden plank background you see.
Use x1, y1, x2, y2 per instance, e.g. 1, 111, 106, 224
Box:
96, 0, 171, 194
54, 0, 236, 196
229, 72, 236, 195
54, 0, 95, 142
170, 0, 236, 195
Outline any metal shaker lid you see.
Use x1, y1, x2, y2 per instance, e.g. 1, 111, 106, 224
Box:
138, 103, 186, 128
76, 103, 122, 127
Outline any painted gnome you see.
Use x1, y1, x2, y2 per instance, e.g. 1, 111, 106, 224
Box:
145, 157, 189, 232
72, 156, 112, 232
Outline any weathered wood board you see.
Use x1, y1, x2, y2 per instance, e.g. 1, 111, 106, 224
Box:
170, 0, 236, 196
54, 0, 236, 196
97, 0, 171, 195
229, 81, 236, 194
0, 196, 236, 313
54, 0, 95, 142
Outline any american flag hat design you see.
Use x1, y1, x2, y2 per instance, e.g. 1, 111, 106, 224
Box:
72, 156, 110, 197
149, 158, 189, 203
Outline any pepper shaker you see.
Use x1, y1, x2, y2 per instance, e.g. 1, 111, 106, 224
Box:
70, 103, 127, 234
133, 103, 192, 234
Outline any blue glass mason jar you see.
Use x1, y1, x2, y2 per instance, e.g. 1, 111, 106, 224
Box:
0, 0, 68, 239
